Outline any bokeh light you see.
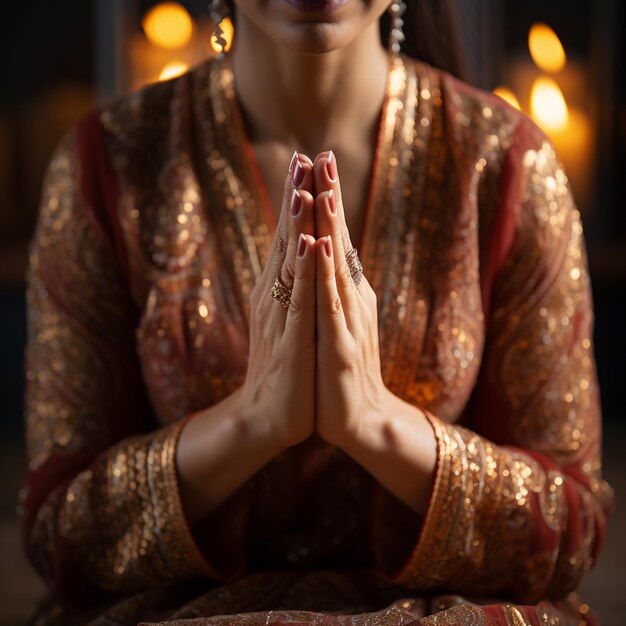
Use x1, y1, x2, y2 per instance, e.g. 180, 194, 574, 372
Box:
529, 23, 566, 72
159, 61, 189, 81
142, 2, 194, 50
531, 77, 569, 131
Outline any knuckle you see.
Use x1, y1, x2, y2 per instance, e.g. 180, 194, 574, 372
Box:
281, 261, 296, 286
338, 261, 353, 284
277, 233, 288, 254
286, 293, 304, 316
327, 294, 343, 316
333, 345, 357, 373
286, 291, 314, 321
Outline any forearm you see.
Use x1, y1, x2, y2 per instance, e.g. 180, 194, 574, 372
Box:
176, 387, 291, 524
336, 388, 437, 516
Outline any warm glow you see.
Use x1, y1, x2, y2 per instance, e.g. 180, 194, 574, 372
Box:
210, 17, 234, 53
531, 77, 569, 131
529, 23, 566, 72
142, 3, 193, 50
159, 61, 189, 81
493, 86, 521, 110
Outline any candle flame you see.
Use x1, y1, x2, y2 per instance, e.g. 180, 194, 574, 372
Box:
143, 2, 193, 50
210, 17, 234, 54
529, 23, 566, 72
531, 77, 569, 131
159, 61, 189, 81
493, 87, 521, 110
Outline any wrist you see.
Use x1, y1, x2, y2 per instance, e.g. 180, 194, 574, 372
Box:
234, 388, 297, 453
335, 385, 396, 454
338, 388, 437, 516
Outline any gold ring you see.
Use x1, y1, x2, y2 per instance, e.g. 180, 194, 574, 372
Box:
270, 274, 292, 309
345, 248, 363, 287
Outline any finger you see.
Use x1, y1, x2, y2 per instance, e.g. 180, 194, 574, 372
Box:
313, 150, 354, 258
273, 187, 315, 326
315, 235, 349, 345
314, 190, 361, 335
283, 233, 316, 342
297, 153, 314, 168
260, 152, 314, 290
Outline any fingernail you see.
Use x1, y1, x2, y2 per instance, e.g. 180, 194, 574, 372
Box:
326, 150, 337, 182
293, 161, 305, 187
297, 233, 307, 258
290, 189, 302, 216
327, 189, 336, 215
324, 236, 332, 258
289, 150, 298, 177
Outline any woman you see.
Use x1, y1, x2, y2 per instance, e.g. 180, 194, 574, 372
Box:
20, 0, 614, 624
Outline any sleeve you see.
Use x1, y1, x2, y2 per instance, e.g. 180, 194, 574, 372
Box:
370, 118, 615, 604
19, 115, 243, 607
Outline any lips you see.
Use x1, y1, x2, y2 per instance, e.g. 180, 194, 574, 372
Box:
283, 0, 350, 13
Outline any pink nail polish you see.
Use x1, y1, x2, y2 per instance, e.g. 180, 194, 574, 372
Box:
324, 236, 332, 258
297, 233, 307, 258
327, 189, 336, 215
293, 161, 305, 187
291, 189, 302, 216
326, 150, 337, 182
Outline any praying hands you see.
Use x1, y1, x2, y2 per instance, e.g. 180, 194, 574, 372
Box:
177, 149, 437, 525
256, 150, 438, 515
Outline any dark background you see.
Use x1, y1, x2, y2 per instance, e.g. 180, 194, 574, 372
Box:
0, 0, 624, 623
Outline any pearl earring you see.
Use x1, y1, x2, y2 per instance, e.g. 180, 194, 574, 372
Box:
388, 1, 406, 55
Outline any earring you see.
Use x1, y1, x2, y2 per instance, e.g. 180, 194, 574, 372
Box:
208, 0, 230, 59
387, 1, 406, 55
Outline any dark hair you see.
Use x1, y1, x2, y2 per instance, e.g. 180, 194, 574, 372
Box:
379, 0, 468, 81
221, 0, 468, 82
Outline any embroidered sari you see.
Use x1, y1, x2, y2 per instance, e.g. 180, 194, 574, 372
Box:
20, 50, 614, 625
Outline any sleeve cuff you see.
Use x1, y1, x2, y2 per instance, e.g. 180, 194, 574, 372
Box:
371, 411, 572, 597
150, 418, 219, 581
165, 415, 249, 583
370, 408, 447, 588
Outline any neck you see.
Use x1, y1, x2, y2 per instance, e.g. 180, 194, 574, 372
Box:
230, 10, 390, 156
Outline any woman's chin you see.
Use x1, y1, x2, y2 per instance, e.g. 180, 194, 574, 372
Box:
275, 21, 355, 54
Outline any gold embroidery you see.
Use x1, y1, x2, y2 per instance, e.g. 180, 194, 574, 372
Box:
24, 129, 127, 469
57, 419, 215, 590
23, 124, 220, 593
423, 604, 485, 625
504, 604, 532, 626
378, 406, 608, 604
491, 141, 599, 464
539, 471, 567, 532
394, 73, 517, 421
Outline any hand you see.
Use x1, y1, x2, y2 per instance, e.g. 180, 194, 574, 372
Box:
241, 152, 318, 448
311, 151, 390, 447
